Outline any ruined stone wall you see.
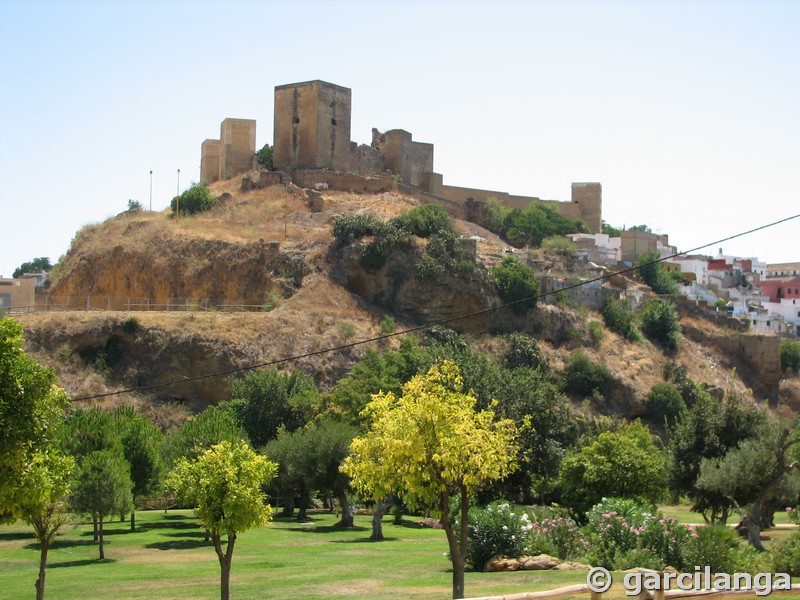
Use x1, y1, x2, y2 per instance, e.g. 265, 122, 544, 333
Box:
421, 172, 443, 196
273, 80, 352, 172
441, 184, 511, 204
373, 129, 412, 184
219, 118, 256, 179
349, 142, 382, 177
200, 139, 221, 184
291, 170, 394, 194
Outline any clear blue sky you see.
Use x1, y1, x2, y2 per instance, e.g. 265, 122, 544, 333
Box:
1, 0, 798, 277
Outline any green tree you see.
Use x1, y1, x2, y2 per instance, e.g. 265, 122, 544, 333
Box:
558, 421, 668, 519
390, 203, 454, 237
12, 257, 52, 278
256, 144, 273, 170
638, 297, 681, 351
168, 441, 277, 600
646, 383, 686, 427
782, 340, 800, 374
697, 423, 800, 550
342, 362, 518, 599
228, 369, 318, 448
163, 406, 246, 467
483, 197, 513, 236
629, 224, 653, 232
325, 337, 428, 425
505, 204, 586, 248
503, 332, 549, 371
0, 316, 70, 524
669, 392, 766, 523
493, 256, 539, 315
601, 297, 640, 341
636, 249, 679, 295
21, 450, 74, 600
265, 418, 358, 524
492, 367, 572, 503
563, 351, 613, 397
60, 407, 121, 459
170, 183, 217, 216
601, 221, 622, 237
70, 449, 133, 559
115, 407, 164, 530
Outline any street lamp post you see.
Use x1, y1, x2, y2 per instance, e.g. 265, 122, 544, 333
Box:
176, 168, 181, 218
149, 170, 153, 211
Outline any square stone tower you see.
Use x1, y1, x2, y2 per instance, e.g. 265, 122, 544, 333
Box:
200, 139, 221, 184
220, 118, 256, 179
273, 80, 352, 171
571, 182, 602, 234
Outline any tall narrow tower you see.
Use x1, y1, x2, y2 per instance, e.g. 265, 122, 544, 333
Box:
273, 80, 352, 171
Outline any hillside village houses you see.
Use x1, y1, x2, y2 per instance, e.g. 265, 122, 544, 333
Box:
566, 227, 799, 337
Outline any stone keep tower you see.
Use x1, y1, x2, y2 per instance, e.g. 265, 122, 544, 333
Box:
571, 182, 602, 234
273, 80, 352, 172
220, 118, 256, 179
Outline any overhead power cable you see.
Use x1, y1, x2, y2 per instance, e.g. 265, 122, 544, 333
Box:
71, 212, 800, 401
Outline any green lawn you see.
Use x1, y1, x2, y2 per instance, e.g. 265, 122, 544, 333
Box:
0, 510, 586, 600
4, 507, 797, 599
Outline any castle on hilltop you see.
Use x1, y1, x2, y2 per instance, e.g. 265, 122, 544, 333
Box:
199, 80, 602, 233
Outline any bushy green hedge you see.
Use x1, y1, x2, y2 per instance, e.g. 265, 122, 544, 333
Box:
638, 297, 681, 351
493, 256, 539, 315
647, 383, 686, 427
601, 297, 640, 341
170, 184, 217, 216
563, 352, 612, 396
390, 204, 453, 238
503, 332, 549, 371
331, 214, 384, 247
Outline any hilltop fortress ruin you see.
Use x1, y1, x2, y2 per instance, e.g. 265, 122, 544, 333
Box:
200, 79, 602, 233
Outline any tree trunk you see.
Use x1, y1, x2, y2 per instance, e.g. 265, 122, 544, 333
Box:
743, 500, 766, 551
120, 512, 126, 522
335, 489, 353, 527
205, 529, 211, 543
370, 497, 391, 541
98, 515, 105, 560
130, 508, 136, 531
281, 492, 295, 517
297, 488, 310, 521
35, 539, 48, 600
439, 489, 467, 599
92, 513, 98, 541
213, 532, 236, 600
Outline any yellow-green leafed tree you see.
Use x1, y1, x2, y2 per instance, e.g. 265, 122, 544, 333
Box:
342, 361, 518, 599
168, 440, 277, 600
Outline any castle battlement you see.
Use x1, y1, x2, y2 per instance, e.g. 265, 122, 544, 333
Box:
199, 80, 602, 233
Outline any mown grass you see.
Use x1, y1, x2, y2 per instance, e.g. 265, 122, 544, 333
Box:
0, 510, 586, 600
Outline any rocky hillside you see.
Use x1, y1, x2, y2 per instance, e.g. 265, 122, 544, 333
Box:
15, 175, 800, 424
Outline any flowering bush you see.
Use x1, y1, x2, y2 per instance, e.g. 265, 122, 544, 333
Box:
585, 498, 694, 569
638, 514, 694, 568
530, 516, 589, 561
463, 501, 532, 570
